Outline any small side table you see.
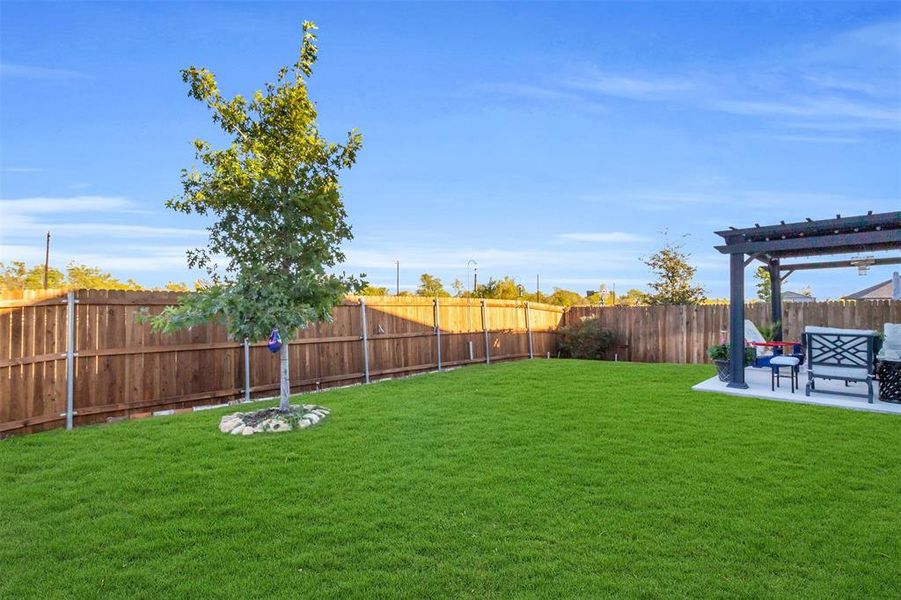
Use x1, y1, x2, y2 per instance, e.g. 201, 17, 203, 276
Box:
878, 359, 901, 403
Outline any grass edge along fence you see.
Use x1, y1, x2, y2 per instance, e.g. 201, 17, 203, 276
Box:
0, 289, 563, 436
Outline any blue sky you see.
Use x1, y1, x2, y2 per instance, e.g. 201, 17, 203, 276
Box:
1, 1, 899, 299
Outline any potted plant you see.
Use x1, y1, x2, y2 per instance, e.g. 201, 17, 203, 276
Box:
707, 338, 756, 382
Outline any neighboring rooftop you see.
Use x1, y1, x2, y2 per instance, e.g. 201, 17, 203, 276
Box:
843, 278, 895, 300
782, 290, 815, 302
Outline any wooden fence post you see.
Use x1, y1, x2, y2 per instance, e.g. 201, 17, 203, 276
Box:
525, 301, 533, 359
481, 300, 490, 364
434, 298, 442, 371
360, 298, 370, 384
65, 290, 76, 430
243, 338, 251, 402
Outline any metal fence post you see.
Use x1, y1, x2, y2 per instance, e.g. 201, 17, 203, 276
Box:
434, 298, 442, 371
360, 298, 370, 384
243, 338, 251, 402
525, 301, 533, 359
65, 291, 76, 430
481, 299, 490, 364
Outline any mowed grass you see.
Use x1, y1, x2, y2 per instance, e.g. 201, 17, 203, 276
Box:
2, 360, 900, 599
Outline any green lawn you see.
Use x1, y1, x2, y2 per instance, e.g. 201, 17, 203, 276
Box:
2, 360, 899, 598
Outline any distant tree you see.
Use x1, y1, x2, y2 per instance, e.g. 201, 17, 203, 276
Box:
65, 263, 143, 290
451, 278, 465, 297
547, 288, 585, 307
359, 284, 389, 296
162, 282, 192, 292
617, 288, 648, 306
754, 266, 771, 301
0, 261, 65, 291
642, 237, 706, 305
416, 273, 450, 297
395, 290, 414, 297
474, 276, 521, 300
799, 285, 813, 297
150, 21, 363, 412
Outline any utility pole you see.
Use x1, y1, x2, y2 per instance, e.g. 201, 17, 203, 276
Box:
536, 274, 540, 303
395, 260, 400, 295
473, 266, 478, 292
466, 259, 477, 293
43, 231, 51, 290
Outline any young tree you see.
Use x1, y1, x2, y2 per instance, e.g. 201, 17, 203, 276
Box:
451, 278, 465, 297
642, 237, 706, 305
754, 266, 771, 301
151, 21, 363, 412
416, 273, 450, 297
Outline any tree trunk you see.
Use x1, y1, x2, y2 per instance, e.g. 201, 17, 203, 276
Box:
279, 340, 290, 411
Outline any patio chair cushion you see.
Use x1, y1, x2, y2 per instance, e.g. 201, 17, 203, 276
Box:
744, 319, 771, 357
770, 356, 800, 367
809, 365, 870, 381
804, 325, 876, 336
879, 323, 901, 361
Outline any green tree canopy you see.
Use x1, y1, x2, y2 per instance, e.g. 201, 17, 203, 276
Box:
0, 261, 141, 292
359, 284, 389, 296
617, 288, 649, 306
546, 288, 585, 307
474, 277, 521, 300
151, 21, 362, 411
642, 237, 706, 305
416, 273, 450, 297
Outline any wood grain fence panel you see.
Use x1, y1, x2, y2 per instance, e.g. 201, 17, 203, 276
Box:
7, 289, 893, 436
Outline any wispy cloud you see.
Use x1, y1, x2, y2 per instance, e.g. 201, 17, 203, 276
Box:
557, 232, 647, 243
2, 166, 42, 173
566, 70, 700, 101
484, 19, 901, 134
768, 134, 860, 144
0, 62, 85, 80
1, 195, 132, 214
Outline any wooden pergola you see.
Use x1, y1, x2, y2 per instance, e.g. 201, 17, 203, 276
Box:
714, 210, 901, 388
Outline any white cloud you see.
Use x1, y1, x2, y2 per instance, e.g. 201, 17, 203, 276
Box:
566, 71, 700, 100
557, 232, 647, 243
2, 167, 42, 173
0, 63, 85, 80
485, 19, 901, 134
0, 195, 132, 215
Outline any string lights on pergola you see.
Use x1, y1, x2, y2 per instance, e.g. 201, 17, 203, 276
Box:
714, 210, 901, 388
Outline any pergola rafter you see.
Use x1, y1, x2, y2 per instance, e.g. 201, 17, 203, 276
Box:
714, 210, 901, 388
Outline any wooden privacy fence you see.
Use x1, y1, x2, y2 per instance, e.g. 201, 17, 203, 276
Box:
565, 300, 901, 364
0, 290, 563, 435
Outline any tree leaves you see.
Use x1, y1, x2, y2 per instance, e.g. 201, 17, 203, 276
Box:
152, 21, 363, 342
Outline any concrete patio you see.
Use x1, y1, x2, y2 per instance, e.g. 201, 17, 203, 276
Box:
693, 365, 901, 415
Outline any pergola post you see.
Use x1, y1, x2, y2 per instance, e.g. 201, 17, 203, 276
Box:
728, 252, 748, 388
767, 258, 782, 342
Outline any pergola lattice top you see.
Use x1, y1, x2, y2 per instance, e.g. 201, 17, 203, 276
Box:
714, 211, 901, 261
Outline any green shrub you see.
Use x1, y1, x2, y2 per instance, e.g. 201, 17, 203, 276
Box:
558, 317, 615, 359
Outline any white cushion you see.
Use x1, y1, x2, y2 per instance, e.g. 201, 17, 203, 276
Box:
810, 365, 870, 380
805, 326, 876, 336
770, 356, 800, 366
883, 323, 901, 349
744, 320, 770, 357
